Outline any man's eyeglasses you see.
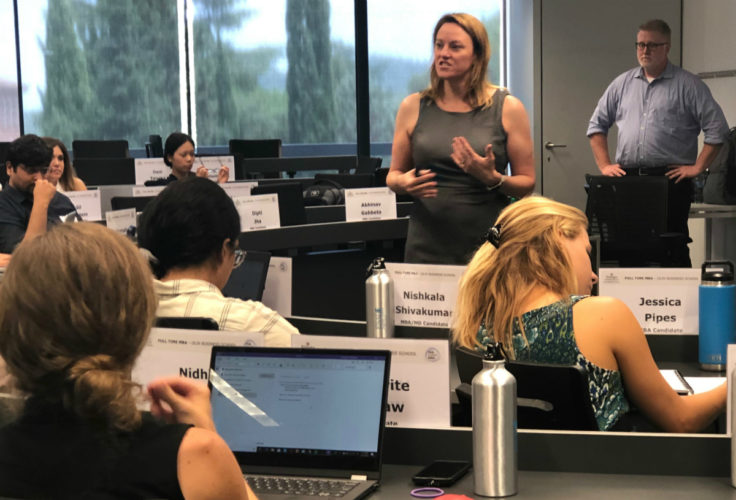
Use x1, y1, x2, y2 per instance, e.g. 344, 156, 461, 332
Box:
19, 164, 49, 175
233, 249, 246, 269
635, 42, 668, 51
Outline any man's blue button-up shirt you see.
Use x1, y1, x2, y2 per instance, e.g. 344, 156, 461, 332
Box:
587, 61, 729, 167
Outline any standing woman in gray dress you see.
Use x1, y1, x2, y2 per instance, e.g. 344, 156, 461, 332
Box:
387, 12, 535, 264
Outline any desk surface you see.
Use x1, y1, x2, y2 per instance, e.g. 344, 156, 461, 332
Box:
375, 465, 736, 499
690, 202, 736, 219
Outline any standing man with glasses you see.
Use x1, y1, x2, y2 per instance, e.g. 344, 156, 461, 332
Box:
0, 134, 77, 254
587, 19, 729, 266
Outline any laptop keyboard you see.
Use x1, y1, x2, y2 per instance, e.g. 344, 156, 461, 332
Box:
246, 476, 360, 497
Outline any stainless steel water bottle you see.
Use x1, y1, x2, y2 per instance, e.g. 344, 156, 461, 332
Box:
472, 342, 517, 497
699, 261, 736, 371
365, 257, 394, 338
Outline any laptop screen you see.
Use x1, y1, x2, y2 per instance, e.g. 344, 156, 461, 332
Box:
221, 250, 271, 302
209, 347, 391, 473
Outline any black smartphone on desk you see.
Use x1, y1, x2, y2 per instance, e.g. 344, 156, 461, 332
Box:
412, 460, 471, 486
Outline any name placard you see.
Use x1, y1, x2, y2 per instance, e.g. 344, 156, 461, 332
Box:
132, 327, 264, 388
134, 158, 169, 185
132, 185, 165, 197
344, 187, 397, 221
385, 262, 465, 329
290, 335, 450, 428
64, 190, 102, 221
221, 181, 257, 199
262, 256, 292, 317
196, 155, 235, 183
598, 268, 700, 334
105, 207, 137, 234
233, 194, 280, 231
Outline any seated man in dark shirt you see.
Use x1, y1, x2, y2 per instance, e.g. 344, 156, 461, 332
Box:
0, 134, 77, 253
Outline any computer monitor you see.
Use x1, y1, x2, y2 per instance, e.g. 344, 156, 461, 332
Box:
228, 139, 282, 159
72, 140, 130, 159
250, 182, 307, 226
74, 157, 136, 186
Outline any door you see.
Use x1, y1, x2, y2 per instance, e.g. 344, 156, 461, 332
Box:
540, 0, 681, 211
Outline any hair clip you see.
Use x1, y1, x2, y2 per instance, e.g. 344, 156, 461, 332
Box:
486, 224, 501, 248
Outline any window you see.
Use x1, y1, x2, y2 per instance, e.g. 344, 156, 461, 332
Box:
367, 1, 504, 146
0, 0, 20, 140
17, 0, 181, 149
11, 0, 504, 155
191, 0, 356, 147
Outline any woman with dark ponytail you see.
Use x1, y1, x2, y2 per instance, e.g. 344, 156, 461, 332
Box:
0, 223, 255, 499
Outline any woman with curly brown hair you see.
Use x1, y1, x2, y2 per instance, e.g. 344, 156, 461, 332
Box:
0, 223, 254, 499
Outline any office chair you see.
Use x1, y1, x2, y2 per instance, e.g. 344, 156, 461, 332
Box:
72, 139, 130, 159
155, 317, 219, 330
585, 174, 688, 267
455, 346, 598, 430
145, 134, 164, 158
0, 141, 10, 187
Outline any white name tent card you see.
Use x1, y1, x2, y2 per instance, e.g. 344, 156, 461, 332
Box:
134, 158, 169, 185
132, 185, 165, 197
64, 190, 102, 221
105, 208, 137, 234
291, 335, 451, 428
132, 327, 264, 388
385, 262, 465, 329
196, 155, 235, 183
221, 181, 257, 199
262, 256, 292, 317
344, 187, 397, 222
233, 194, 280, 231
598, 268, 700, 334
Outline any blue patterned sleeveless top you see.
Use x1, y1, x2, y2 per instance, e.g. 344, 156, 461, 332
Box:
476, 295, 630, 430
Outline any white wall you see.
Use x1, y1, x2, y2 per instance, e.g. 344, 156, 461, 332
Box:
683, 0, 736, 127
683, 0, 736, 266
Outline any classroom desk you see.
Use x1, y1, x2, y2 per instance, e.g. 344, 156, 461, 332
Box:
374, 465, 736, 499
291, 317, 701, 362
382, 427, 729, 477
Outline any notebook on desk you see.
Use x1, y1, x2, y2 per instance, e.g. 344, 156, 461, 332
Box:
209, 346, 391, 499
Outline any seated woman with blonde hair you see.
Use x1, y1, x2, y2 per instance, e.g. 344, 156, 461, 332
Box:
453, 196, 725, 432
42, 137, 87, 192
0, 223, 254, 499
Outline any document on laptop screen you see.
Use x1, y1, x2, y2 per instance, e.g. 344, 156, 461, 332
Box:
212, 351, 386, 456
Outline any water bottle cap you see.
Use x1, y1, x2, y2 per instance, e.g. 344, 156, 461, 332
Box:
365, 257, 387, 278
482, 342, 507, 361
701, 261, 734, 282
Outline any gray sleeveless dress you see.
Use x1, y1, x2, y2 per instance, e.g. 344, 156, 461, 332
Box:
405, 89, 511, 264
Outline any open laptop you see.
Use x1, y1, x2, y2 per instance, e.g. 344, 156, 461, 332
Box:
209, 346, 391, 499
221, 250, 271, 302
